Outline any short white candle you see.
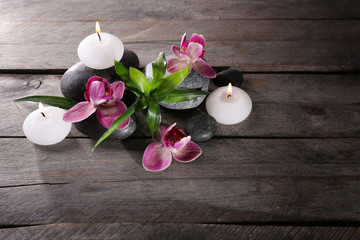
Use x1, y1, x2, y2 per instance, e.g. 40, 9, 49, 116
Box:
206, 83, 252, 125
23, 103, 72, 145
78, 21, 124, 70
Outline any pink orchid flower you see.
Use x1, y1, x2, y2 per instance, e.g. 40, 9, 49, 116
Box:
166, 33, 216, 78
63, 76, 129, 129
142, 123, 202, 171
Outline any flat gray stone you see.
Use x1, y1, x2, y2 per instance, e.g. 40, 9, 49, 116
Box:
61, 62, 120, 102
184, 114, 217, 142
213, 69, 243, 87
74, 115, 136, 140
61, 49, 139, 102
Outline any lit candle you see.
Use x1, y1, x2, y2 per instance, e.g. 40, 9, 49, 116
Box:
77, 21, 124, 70
206, 83, 252, 125
23, 102, 72, 145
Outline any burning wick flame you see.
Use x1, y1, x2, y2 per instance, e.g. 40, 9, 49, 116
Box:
95, 21, 102, 42
38, 102, 47, 118
227, 83, 232, 98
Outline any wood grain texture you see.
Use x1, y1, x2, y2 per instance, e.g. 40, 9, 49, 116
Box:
0, 138, 359, 225
1, 19, 359, 71
1, 0, 360, 235
0, 223, 359, 240
2, 20, 360, 44
1, 138, 360, 185
1, 41, 360, 71
1, 0, 360, 21
4, 74, 360, 137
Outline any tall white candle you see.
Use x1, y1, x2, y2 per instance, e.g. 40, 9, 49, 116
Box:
78, 21, 124, 70
23, 103, 72, 145
206, 83, 252, 125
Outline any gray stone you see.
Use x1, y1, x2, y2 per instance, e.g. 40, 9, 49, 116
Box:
184, 114, 217, 142
121, 48, 140, 69
213, 69, 243, 87
144, 55, 210, 110
61, 62, 120, 102
61, 49, 139, 102
74, 115, 136, 140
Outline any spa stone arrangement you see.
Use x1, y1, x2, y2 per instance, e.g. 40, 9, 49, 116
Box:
16, 22, 252, 171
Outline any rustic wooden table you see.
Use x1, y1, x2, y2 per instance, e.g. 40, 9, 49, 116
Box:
0, 0, 359, 239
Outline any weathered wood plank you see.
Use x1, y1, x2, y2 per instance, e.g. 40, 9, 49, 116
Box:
1, 138, 359, 185
1, 19, 359, 71
2, 20, 359, 70
1, 41, 359, 71
1, 0, 359, 233
2, 20, 360, 45
0, 171, 359, 224
1, 0, 360, 21
0, 223, 359, 240
4, 74, 360, 137
0, 138, 359, 225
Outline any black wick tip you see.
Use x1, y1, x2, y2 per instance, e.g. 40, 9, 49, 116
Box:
41, 112, 46, 118
227, 95, 232, 98
97, 32, 102, 42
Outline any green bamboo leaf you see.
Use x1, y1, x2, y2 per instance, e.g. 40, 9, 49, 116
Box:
114, 61, 143, 97
129, 67, 151, 94
153, 66, 189, 97
135, 95, 150, 111
14, 95, 77, 109
114, 60, 130, 83
157, 89, 208, 103
145, 99, 161, 140
151, 52, 167, 90
92, 101, 138, 151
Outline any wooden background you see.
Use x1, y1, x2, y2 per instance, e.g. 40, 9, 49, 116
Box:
0, 0, 359, 239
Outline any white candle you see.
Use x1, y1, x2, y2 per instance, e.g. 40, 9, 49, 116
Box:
23, 103, 72, 145
206, 83, 252, 125
77, 21, 124, 70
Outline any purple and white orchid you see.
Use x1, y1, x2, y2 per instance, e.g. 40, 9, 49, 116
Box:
142, 123, 202, 171
166, 33, 216, 78
63, 76, 129, 129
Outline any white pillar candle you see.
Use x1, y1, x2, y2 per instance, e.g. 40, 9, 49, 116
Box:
23, 103, 72, 145
78, 21, 124, 70
206, 83, 252, 125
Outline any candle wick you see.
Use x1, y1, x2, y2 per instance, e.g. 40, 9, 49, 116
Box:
227, 94, 232, 98
41, 112, 48, 119
97, 32, 102, 43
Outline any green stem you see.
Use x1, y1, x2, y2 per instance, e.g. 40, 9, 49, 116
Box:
92, 101, 137, 151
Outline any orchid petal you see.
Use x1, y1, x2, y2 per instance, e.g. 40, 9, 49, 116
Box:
171, 45, 181, 57
199, 50, 205, 59
190, 58, 217, 78
142, 142, 172, 171
161, 123, 176, 138
182, 41, 189, 51
172, 141, 202, 163
180, 33, 187, 49
164, 124, 186, 140
171, 136, 191, 151
186, 42, 203, 60
85, 76, 112, 101
63, 102, 97, 122
158, 125, 170, 142
86, 76, 112, 93
189, 33, 205, 48
163, 124, 187, 149
166, 57, 189, 73
84, 91, 90, 102
111, 81, 125, 101
96, 101, 129, 129
88, 81, 109, 105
